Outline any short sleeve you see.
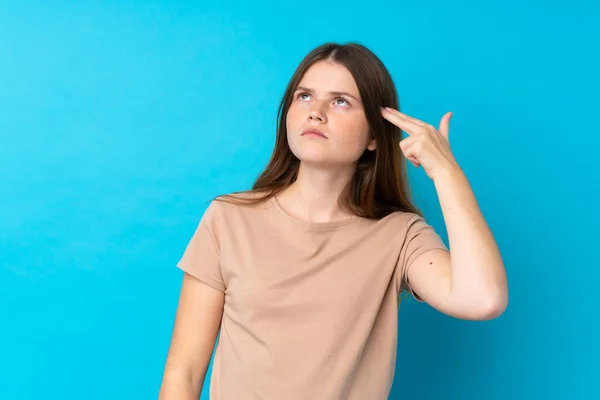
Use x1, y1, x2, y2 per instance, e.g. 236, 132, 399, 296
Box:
176, 201, 226, 292
397, 214, 448, 302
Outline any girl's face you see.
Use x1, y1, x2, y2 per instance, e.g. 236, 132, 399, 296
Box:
286, 61, 376, 168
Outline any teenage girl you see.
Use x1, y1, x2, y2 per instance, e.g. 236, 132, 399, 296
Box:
159, 42, 508, 400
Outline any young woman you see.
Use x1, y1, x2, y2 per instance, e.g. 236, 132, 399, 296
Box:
159, 42, 508, 400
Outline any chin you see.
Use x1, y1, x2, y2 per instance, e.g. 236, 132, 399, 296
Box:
298, 155, 349, 169
296, 153, 331, 165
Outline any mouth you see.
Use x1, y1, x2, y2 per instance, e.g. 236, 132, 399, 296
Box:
301, 128, 327, 138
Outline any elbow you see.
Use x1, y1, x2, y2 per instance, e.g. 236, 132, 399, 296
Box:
473, 290, 508, 320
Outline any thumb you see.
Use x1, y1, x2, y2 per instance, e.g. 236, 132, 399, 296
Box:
438, 112, 452, 139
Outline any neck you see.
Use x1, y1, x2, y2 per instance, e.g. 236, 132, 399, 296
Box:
276, 162, 355, 223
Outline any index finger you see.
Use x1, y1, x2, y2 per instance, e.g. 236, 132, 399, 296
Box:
383, 107, 426, 126
381, 107, 421, 135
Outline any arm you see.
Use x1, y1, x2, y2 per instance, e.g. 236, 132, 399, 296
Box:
159, 272, 225, 399
407, 168, 508, 320
380, 107, 508, 320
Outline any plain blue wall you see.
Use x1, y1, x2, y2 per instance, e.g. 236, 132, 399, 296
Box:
1, 1, 598, 399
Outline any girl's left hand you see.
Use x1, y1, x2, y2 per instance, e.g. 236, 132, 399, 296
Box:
381, 107, 461, 181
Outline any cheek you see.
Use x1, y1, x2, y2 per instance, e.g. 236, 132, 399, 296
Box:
285, 108, 303, 154
337, 115, 370, 146
286, 104, 301, 130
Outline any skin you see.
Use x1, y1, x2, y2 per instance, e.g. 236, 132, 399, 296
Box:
159, 59, 508, 399
159, 275, 224, 399
277, 60, 376, 223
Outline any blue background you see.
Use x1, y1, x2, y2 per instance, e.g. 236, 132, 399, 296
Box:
1, 1, 598, 399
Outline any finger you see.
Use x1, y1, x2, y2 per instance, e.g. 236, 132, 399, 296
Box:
383, 107, 426, 126
381, 108, 423, 136
399, 136, 419, 167
399, 135, 415, 152
408, 157, 420, 168
438, 112, 452, 139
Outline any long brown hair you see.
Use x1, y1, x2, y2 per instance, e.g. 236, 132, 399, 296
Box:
213, 42, 421, 219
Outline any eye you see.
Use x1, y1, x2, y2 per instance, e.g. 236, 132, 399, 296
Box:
295, 92, 351, 107
335, 97, 350, 107
297, 92, 311, 101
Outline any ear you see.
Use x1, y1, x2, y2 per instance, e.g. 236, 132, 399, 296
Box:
367, 136, 377, 151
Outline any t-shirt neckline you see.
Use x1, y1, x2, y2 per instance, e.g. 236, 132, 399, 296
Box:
270, 195, 358, 229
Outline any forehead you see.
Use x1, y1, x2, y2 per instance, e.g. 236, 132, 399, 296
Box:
297, 61, 359, 95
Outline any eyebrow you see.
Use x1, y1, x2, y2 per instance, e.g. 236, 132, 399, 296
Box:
295, 86, 361, 103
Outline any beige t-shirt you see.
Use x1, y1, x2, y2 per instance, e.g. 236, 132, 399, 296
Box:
177, 194, 448, 399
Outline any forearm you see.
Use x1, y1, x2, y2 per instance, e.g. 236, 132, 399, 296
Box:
434, 167, 508, 311
159, 367, 204, 400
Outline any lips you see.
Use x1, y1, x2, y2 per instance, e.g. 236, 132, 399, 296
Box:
301, 128, 327, 138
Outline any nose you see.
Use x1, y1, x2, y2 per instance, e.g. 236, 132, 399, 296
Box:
308, 104, 327, 123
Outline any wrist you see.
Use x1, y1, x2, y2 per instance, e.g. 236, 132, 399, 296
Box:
433, 163, 465, 185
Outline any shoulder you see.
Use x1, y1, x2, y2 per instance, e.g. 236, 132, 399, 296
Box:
373, 210, 440, 243
356, 211, 421, 244
212, 190, 271, 208
206, 189, 272, 219
216, 189, 271, 201
378, 210, 422, 230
